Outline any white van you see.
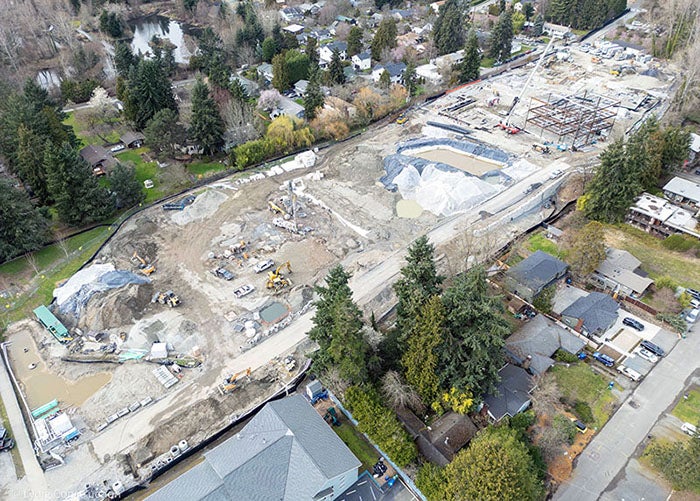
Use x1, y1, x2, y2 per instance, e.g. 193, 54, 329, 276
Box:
686, 308, 699, 323
617, 365, 642, 382
681, 422, 697, 436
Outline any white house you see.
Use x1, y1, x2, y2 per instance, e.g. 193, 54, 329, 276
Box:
319, 41, 347, 65
416, 62, 443, 85
351, 51, 371, 71
283, 24, 305, 35
280, 6, 304, 23
371, 62, 406, 83
294, 79, 309, 97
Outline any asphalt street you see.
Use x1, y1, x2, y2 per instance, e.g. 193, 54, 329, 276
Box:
554, 323, 697, 500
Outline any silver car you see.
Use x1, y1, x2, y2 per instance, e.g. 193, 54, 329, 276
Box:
635, 347, 659, 364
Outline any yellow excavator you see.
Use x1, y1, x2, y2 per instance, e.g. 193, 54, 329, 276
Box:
268, 201, 286, 216
266, 261, 292, 291
218, 367, 252, 395
132, 251, 155, 276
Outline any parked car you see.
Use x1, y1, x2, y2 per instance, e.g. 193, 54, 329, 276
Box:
233, 285, 255, 299
0, 426, 14, 452
617, 365, 642, 382
549, 169, 563, 179
211, 267, 234, 280
524, 182, 542, 194
640, 340, 665, 357
686, 288, 700, 301
685, 308, 699, 323
635, 347, 659, 364
571, 418, 587, 433
253, 259, 274, 274
622, 317, 644, 331
681, 422, 698, 436
592, 351, 615, 367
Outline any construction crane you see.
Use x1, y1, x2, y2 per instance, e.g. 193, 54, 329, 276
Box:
498, 35, 559, 134
132, 251, 155, 276
218, 367, 252, 395
266, 261, 292, 291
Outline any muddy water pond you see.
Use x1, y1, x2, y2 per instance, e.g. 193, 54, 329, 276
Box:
413, 147, 502, 177
7, 329, 111, 410
129, 15, 192, 64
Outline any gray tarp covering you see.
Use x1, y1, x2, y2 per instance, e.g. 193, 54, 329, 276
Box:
57, 270, 149, 319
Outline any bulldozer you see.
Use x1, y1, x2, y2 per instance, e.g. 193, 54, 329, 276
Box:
218, 367, 251, 395
132, 251, 155, 276
152, 290, 181, 308
266, 261, 292, 291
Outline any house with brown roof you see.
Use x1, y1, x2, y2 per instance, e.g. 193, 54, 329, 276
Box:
79, 145, 116, 176
120, 131, 145, 149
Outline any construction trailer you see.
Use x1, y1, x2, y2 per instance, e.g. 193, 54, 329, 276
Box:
524, 92, 620, 148
33, 306, 72, 343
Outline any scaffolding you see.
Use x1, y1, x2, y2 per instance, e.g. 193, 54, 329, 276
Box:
524, 91, 620, 147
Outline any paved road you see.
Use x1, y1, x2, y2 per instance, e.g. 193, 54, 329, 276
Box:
0, 348, 48, 495
554, 323, 697, 500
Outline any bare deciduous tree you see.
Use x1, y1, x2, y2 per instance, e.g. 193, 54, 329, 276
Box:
381, 370, 424, 413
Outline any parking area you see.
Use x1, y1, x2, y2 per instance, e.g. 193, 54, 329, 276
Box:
606, 313, 661, 343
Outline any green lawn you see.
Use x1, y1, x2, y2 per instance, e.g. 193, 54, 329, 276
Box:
604, 224, 700, 288
187, 160, 228, 178
552, 363, 618, 429
672, 389, 700, 425
333, 419, 380, 472
116, 148, 165, 204
527, 232, 562, 258
63, 112, 120, 147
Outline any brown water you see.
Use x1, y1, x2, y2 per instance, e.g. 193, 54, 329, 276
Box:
7, 329, 112, 410
413, 148, 501, 176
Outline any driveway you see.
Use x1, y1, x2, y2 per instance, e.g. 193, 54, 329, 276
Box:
554, 322, 699, 500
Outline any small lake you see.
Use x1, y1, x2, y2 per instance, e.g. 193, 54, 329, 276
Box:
129, 15, 191, 64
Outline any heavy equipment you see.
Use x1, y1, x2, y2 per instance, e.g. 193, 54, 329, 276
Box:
268, 201, 286, 216
218, 367, 251, 395
132, 251, 155, 276
151, 291, 181, 307
266, 261, 292, 291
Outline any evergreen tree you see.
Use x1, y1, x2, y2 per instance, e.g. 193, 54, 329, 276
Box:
0, 177, 50, 262
303, 67, 324, 121
143, 109, 186, 158
489, 9, 513, 62
523, 3, 535, 20
460, 29, 481, 83
309, 266, 369, 383
207, 52, 231, 89
533, 14, 545, 36
114, 42, 137, 78
547, 0, 571, 25
402, 296, 444, 405
272, 53, 291, 91
305, 37, 319, 67
379, 70, 391, 90
44, 142, 113, 225
371, 18, 398, 61
433, 0, 465, 56
401, 62, 418, 96
272, 23, 285, 50
262, 37, 279, 63
328, 49, 346, 85
567, 221, 606, 277
445, 426, 544, 500
347, 26, 364, 57
109, 163, 144, 209
125, 59, 177, 130
393, 236, 444, 341
438, 266, 509, 395
230, 78, 249, 102
583, 138, 641, 223
189, 79, 225, 155
16, 125, 50, 204
285, 49, 310, 84
235, 2, 264, 48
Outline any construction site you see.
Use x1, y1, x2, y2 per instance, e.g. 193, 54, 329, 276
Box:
0, 38, 679, 499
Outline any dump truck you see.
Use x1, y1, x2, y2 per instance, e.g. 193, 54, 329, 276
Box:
151, 291, 181, 308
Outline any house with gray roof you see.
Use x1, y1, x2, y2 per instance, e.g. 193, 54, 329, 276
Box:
371, 62, 407, 83
561, 291, 619, 340
590, 248, 653, 298
505, 315, 586, 375
504, 250, 568, 302
145, 395, 360, 501
483, 364, 535, 422
663, 176, 700, 209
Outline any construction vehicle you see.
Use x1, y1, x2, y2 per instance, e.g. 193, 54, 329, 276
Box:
151, 291, 181, 308
532, 144, 550, 154
162, 195, 196, 211
266, 261, 292, 291
591, 56, 602, 64
268, 201, 286, 216
396, 114, 408, 125
132, 252, 155, 276
218, 367, 251, 395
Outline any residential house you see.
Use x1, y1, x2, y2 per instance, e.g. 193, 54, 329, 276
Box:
434, 49, 465, 68
79, 145, 116, 176
689, 132, 700, 162
560, 292, 619, 340
271, 97, 305, 119
390, 9, 414, 21
298, 3, 321, 15
280, 6, 304, 23
230, 74, 260, 97
351, 51, 371, 71
430, 0, 446, 14
257, 63, 274, 83
145, 395, 360, 501
503, 250, 568, 302
543, 22, 572, 38
663, 176, 700, 209
283, 24, 305, 35
483, 364, 535, 422
505, 315, 586, 375
120, 131, 145, 149
371, 62, 407, 83
416, 63, 443, 85
293, 79, 309, 97
309, 29, 332, 42
335, 15, 356, 24
627, 193, 700, 239
319, 41, 347, 66
590, 248, 654, 298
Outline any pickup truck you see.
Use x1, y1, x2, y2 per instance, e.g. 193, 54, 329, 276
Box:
234, 285, 255, 299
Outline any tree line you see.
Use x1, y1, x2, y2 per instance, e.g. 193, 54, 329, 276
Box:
546, 0, 627, 31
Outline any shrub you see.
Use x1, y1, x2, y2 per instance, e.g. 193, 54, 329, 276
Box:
656, 312, 687, 333
510, 409, 536, 435
553, 349, 580, 364
662, 234, 698, 252
416, 463, 448, 501
573, 401, 594, 424
60, 79, 99, 104
345, 385, 417, 467
655, 276, 679, 290
552, 414, 577, 445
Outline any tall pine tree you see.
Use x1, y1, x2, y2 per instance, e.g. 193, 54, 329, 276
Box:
459, 30, 481, 83
189, 79, 225, 155
371, 19, 398, 61
0, 177, 50, 262
125, 59, 177, 130
433, 0, 465, 56
347, 26, 364, 57
489, 10, 513, 62
271, 53, 291, 91
304, 67, 324, 121
328, 49, 346, 85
